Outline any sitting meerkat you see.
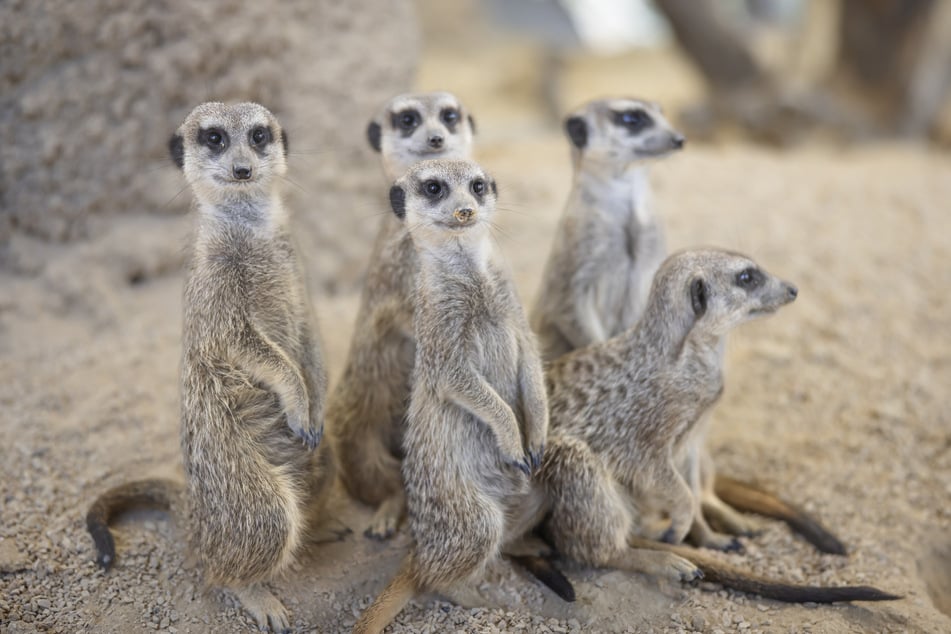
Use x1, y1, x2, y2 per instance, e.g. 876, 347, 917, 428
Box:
538, 249, 898, 602
85, 102, 334, 632
329, 92, 476, 540
531, 97, 684, 362
532, 98, 843, 554
353, 159, 551, 633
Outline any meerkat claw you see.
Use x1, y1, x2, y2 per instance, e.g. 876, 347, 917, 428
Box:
528, 445, 545, 471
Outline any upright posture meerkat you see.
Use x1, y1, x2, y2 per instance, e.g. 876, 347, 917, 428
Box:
353, 159, 551, 633
538, 249, 897, 602
329, 92, 477, 539
532, 98, 843, 554
86, 102, 334, 632
531, 97, 684, 362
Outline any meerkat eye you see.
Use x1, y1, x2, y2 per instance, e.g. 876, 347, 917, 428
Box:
394, 109, 421, 131
250, 126, 270, 146
441, 108, 460, 126
199, 128, 228, 152
471, 179, 486, 196
423, 179, 442, 197
614, 109, 652, 131
735, 267, 764, 290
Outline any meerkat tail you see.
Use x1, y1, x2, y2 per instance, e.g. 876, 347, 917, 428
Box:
85, 478, 182, 571
713, 475, 847, 555
509, 554, 576, 602
628, 537, 900, 603
353, 559, 418, 634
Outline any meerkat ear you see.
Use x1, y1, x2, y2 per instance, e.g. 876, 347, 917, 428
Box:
366, 121, 382, 152
564, 116, 587, 149
168, 134, 185, 170
389, 184, 406, 219
468, 114, 477, 135
281, 130, 289, 155
690, 277, 708, 318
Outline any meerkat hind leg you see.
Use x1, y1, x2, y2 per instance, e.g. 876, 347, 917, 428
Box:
702, 493, 764, 536
613, 546, 703, 584
364, 490, 406, 540
231, 583, 290, 633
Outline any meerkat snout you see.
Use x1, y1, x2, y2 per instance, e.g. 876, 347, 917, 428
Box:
671, 134, 686, 149
233, 165, 252, 180
428, 134, 444, 149
453, 207, 474, 223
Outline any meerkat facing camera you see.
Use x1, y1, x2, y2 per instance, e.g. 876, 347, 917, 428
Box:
353, 159, 552, 634
329, 92, 478, 540
86, 102, 334, 632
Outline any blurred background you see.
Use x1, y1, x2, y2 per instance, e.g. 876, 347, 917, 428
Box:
1, 3, 949, 632
416, 0, 951, 146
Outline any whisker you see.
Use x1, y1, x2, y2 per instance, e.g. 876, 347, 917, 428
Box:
162, 183, 191, 209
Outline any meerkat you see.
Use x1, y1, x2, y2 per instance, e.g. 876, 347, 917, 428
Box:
531, 97, 684, 362
537, 249, 898, 602
85, 102, 335, 632
352, 159, 552, 633
329, 92, 477, 539
531, 98, 843, 554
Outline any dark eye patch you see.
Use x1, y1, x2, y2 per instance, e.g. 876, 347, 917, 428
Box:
197, 127, 229, 154
440, 108, 460, 132
419, 178, 448, 201
249, 126, 272, 156
392, 109, 421, 136
735, 267, 765, 290
611, 109, 653, 133
470, 178, 486, 200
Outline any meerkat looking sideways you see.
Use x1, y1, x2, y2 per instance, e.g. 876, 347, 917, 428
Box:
538, 248, 898, 602
353, 159, 551, 633
531, 97, 684, 362
329, 92, 477, 540
86, 102, 334, 632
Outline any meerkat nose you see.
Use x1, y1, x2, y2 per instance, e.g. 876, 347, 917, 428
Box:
233, 165, 252, 180
428, 135, 444, 149
785, 283, 798, 300
672, 135, 686, 149
454, 208, 474, 223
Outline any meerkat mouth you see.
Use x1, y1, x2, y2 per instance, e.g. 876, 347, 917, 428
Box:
213, 176, 258, 186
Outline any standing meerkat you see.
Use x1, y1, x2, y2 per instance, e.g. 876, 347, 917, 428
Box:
531, 97, 684, 362
329, 92, 477, 539
538, 249, 898, 602
85, 102, 334, 632
353, 159, 551, 634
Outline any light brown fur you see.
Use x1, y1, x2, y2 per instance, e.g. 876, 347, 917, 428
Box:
86, 102, 334, 632
536, 249, 897, 602
531, 97, 684, 361
353, 159, 549, 633
329, 92, 476, 539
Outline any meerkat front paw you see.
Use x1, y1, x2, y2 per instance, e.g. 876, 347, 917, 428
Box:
526, 441, 545, 473
285, 407, 321, 450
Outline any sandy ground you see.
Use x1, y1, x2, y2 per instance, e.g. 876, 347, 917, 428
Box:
2, 136, 951, 633
2, 14, 951, 633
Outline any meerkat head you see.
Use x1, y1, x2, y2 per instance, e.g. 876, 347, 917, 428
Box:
169, 102, 289, 208
388, 158, 497, 248
563, 98, 684, 169
366, 92, 476, 180
651, 249, 798, 341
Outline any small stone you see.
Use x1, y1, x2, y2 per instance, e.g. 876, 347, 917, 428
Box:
691, 615, 706, 630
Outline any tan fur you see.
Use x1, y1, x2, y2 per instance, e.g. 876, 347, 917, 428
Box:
541, 249, 797, 578
86, 102, 334, 632
531, 97, 684, 361
353, 159, 549, 633
329, 92, 476, 539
